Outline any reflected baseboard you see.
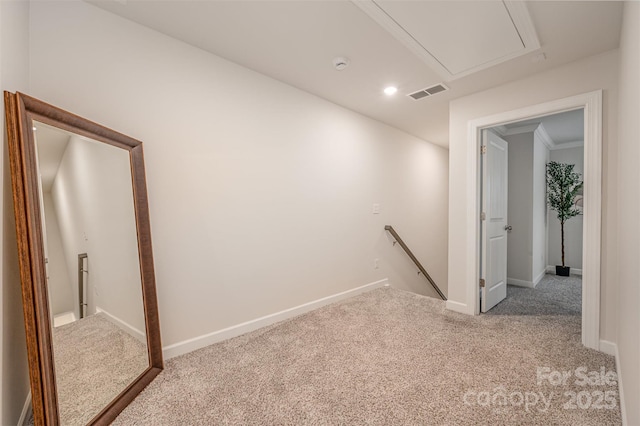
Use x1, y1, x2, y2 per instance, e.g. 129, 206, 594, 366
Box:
18, 391, 31, 426
53, 311, 77, 328
96, 306, 146, 343
162, 279, 390, 360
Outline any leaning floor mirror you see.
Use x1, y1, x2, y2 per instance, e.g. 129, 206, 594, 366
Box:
4, 92, 163, 425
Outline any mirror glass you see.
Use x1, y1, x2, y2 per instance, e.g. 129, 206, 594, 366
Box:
33, 121, 149, 425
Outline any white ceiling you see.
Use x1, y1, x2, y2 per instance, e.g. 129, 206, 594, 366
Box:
88, 1, 623, 147
503, 109, 584, 146
34, 121, 70, 191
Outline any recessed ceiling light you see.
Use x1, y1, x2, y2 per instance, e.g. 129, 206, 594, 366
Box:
384, 86, 398, 96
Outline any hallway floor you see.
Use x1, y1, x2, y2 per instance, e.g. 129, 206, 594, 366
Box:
114, 285, 619, 425
487, 274, 581, 316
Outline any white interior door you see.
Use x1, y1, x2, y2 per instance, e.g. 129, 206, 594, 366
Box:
481, 130, 508, 312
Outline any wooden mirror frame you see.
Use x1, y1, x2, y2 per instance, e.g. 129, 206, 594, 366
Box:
4, 92, 163, 425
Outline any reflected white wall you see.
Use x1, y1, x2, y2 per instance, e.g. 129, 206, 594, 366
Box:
51, 136, 145, 335
42, 192, 74, 316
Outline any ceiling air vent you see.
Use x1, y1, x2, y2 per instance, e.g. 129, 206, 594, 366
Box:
408, 83, 449, 100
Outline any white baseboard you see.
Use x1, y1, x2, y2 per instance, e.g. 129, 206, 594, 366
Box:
17, 391, 31, 426
533, 269, 546, 286
599, 339, 616, 356
507, 270, 545, 288
507, 277, 536, 288
53, 311, 76, 327
162, 278, 389, 359
96, 306, 146, 343
445, 300, 471, 315
598, 340, 627, 425
546, 265, 583, 276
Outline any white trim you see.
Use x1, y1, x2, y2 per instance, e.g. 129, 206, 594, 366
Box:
507, 277, 536, 288
617, 346, 628, 426
507, 270, 561, 288
500, 122, 566, 152
502, 123, 540, 137
18, 392, 31, 426
504, 1, 541, 53
53, 311, 76, 327
163, 279, 389, 359
445, 300, 471, 315
550, 140, 584, 151
545, 265, 582, 276
95, 307, 146, 343
599, 340, 627, 425
491, 125, 508, 136
534, 124, 555, 150
533, 269, 546, 286
464, 90, 602, 352
599, 339, 616, 356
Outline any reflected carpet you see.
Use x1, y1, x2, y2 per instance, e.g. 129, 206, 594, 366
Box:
53, 313, 148, 425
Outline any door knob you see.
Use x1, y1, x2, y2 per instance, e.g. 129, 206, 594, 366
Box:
504, 225, 513, 231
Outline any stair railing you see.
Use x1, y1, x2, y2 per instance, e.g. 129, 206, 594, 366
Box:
384, 225, 446, 300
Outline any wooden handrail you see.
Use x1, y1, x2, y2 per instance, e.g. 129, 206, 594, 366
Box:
384, 225, 446, 300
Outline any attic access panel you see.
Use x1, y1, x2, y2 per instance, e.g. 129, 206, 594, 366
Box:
354, 0, 540, 81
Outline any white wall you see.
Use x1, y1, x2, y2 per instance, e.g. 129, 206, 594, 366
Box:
51, 136, 145, 333
616, 2, 640, 424
448, 49, 619, 342
29, 1, 449, 350
532, 132, 549, 281
547, 147, 584, 270
0, 0, 31, 424
504, 132, 534, 283
502, 127, 549, 287
42, 192, 74, 317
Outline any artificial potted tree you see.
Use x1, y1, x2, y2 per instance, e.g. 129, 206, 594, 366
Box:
546, 161, 583, 276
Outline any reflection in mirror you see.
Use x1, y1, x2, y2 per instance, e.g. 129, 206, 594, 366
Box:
5, 92, 162, 425
33, 121, 149, 425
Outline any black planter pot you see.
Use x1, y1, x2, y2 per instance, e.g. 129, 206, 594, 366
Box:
556, 266, 571, 276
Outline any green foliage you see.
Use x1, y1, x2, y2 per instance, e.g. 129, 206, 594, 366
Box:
546, 161, 583, 267
546, 161, 583, 224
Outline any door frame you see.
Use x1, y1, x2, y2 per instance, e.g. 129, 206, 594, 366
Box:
467, 90, 602, 351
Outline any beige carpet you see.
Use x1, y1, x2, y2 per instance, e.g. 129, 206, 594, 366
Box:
53, 313, 149, 425
113, 283, 620, 425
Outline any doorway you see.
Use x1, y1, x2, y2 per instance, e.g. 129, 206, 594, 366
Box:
468, 90, 602, 350
479, 110, 584, 315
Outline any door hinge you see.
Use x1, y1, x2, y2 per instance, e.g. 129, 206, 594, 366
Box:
480, 212, 486, 221
480, 145, 487, 154
479, 278, 486, 288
